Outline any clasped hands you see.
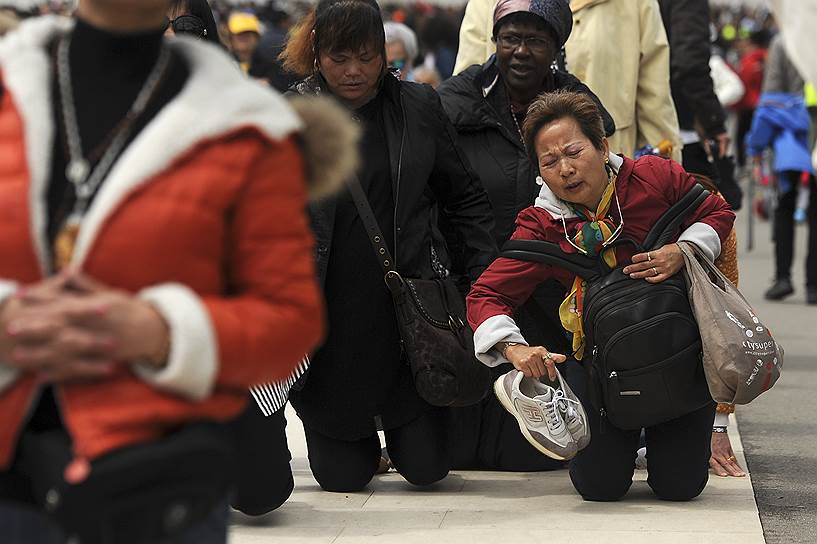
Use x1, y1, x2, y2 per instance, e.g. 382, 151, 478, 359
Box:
0, 272, 169, 384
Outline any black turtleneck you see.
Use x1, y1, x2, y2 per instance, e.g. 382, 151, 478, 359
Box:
29, 19, 189, 434
47, 18, 189, 245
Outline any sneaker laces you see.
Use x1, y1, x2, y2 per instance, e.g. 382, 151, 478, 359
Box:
534, 391, 566, 431
553, 389, 582, 422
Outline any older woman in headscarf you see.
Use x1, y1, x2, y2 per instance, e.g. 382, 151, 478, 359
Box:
437, 0, 614, 472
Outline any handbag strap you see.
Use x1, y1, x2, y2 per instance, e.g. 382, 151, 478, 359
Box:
346, 176, 402, 288
678, 241, 750, 304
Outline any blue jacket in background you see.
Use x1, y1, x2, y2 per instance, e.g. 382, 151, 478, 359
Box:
746, 92, 814, 179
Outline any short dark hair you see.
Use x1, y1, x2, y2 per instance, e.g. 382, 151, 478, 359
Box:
281, 0, 385, 77
168, 0, 222, 46
523, 90, 605, 163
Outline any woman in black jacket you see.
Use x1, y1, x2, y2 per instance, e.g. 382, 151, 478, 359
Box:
437, 0, 614, 472
281, 0, 497, 492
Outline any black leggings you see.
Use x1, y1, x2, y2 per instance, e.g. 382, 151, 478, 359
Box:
229, 400, 294, 516
303, 408, 450, 492
569, 397, 715, 502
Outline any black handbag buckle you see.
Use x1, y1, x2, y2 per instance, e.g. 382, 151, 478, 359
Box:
384, 270, 404, 293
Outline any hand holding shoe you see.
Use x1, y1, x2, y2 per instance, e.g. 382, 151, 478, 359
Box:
504, 344, 566, 380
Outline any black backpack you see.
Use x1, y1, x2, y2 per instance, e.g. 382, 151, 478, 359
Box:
501, 184, 713, 430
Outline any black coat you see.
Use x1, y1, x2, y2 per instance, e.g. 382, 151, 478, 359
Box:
292, 73, 497, 288
658, 0, 726, 138
437, 59, 615, 354
289, 73, 497, 439
437, 59, 615, 248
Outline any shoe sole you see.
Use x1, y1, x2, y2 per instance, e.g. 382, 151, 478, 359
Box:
493, 378, 570, 461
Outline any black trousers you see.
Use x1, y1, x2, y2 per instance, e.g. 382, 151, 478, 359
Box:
568, 384, 715, 502
774, 171, 817, 287
229, 400, 294, 516
736, 109, 755, 168
447, 387, 565, 472
303, 408, 449, 492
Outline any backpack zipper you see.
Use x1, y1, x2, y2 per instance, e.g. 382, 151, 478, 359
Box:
600, 312, 696, 372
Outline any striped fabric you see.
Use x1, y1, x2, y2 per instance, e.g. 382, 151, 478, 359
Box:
250, 357, 310, 416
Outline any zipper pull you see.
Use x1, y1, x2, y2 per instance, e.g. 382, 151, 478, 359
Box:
599, 408, 607, 434
609, 371, 617, 379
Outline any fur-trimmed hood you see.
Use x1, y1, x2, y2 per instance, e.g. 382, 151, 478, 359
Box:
288, 95, 360, 201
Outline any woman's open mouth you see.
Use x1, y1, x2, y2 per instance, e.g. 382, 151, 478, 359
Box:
509, 64, 533, 77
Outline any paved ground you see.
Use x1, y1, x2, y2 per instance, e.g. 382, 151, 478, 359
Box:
731, 208, 817, 543
227, 186, 817, 543
229, 208, 784, 543
230, 408, 761, 544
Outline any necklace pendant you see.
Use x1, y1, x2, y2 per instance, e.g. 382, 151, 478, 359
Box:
66, 159, 90, 186
54, 216, 81, 272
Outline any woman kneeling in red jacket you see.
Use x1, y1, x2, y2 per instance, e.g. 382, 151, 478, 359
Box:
467, 90, 735, 501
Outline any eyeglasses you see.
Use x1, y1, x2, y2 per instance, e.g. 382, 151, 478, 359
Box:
496, 33, 552, 54
165, 14, 208, 39
559, 182, 625, 255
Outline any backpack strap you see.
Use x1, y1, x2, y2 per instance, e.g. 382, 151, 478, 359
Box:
643, 183, 710, 250
500, 183, 710, 278
500, 239, 602, 281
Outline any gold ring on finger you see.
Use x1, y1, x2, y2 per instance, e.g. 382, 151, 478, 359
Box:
544, 352, 553, 361
652, 267, 658, 276
728, 456, 736, 461
647, 252, 652, 261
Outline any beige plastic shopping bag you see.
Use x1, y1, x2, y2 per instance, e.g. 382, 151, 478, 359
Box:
678, 241, 783, 404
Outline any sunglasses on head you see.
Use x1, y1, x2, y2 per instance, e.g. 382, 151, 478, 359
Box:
165, 14, 208, 39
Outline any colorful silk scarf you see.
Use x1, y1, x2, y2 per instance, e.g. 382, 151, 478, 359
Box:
558, 176, 619, 359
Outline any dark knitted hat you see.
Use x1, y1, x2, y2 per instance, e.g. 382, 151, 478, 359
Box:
493, 0, 573, 47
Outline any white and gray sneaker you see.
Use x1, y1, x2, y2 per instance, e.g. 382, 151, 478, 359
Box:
553, 368, 591, 451
494, 370, 578, 460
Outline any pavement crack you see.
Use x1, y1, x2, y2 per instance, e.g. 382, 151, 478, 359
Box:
438, 510, 450, 528
331, 527, 345, 543
360, 490, 375, 509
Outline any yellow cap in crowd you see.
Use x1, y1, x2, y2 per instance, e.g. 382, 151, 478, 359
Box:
228, 12, 261, 35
